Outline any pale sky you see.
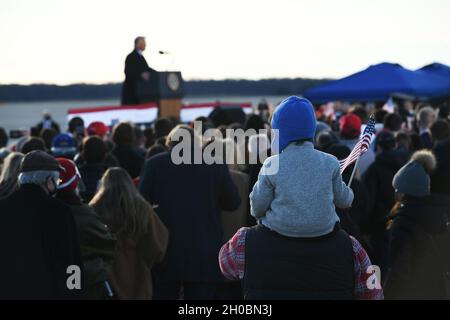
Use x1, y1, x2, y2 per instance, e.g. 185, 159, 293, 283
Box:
1, 0, 449, 84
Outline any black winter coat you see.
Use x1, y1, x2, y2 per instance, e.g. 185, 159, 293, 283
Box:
362, 149, 409, 270
244, 224, 355, 300
79, 163, 107, 203
384, 195, 450, 299
121, 50, 153, 105
363, 150, 409, 234
431, 139, 450, 196
337, 173, 370, 244
0, 184, 83, 299
139, 151, 241, 282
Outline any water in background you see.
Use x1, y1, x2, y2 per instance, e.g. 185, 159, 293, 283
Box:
0, 95, 286, 133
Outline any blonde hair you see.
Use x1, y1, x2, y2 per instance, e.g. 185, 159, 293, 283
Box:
89, 167, 151, 236
166, 124, 202, 148
0, 152, 24, 198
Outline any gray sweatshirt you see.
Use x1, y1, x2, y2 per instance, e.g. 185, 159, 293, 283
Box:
250, 141, 354, 237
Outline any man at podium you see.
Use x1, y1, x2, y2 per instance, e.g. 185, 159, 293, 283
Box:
121, 36, 156, 105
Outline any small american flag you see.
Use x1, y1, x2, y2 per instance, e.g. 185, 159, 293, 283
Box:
339, 115, 376, 174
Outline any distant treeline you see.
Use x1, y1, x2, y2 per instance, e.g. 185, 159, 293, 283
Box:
0, 78, 328, 102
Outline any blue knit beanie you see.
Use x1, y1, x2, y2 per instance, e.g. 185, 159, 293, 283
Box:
271, 96, 317, 152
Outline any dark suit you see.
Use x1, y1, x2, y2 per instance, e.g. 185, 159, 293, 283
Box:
139, 150, 241, 299
121, 50, 154, 105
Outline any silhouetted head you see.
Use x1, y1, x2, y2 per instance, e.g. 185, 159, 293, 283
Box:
383, 113, 403, 132
154, 117, 174, 139
82, 136, 106, 164
430, 119, 450, 143
134, 36, 146, 51
112, 122, 135, 146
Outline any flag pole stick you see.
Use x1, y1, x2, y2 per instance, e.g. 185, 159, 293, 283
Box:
347, 155, 361, 187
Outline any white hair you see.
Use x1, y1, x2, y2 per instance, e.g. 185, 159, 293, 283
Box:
18, 170, 59, 186
416, 106, 437, 129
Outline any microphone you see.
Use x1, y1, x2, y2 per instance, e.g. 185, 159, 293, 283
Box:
158, 50, 170, 55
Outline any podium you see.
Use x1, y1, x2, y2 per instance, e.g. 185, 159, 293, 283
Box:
136, 71, 185, 119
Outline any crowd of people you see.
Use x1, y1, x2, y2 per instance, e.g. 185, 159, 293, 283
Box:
0, 95, 449, 300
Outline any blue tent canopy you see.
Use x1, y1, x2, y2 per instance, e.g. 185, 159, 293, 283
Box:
303, 62, 450, 103
418, 63, 450, 83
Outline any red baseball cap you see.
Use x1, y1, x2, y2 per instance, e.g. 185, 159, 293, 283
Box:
87, 121, 109, 138
340, 113, 362, 139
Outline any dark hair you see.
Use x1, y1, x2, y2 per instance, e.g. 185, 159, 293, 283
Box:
145, 144, 166, 160
395, 132, 411, 151
228, 122, 244, 131
245, 114, 265, 131
30, 126, 40, 137
325, 143, 351, 160
82, 136, 106, 164
104, 139, 115, 153
325, 143, 354, 175
40, 128, 57, 150
375, 102, 385, 110
430, 119, 450, 142
21, 137, 46, 154
156, 136, 167, 146
154, 118, 174, 139
438, 104, 449, 120
134, 126, 144, 147
294, 138, 314, 145
383, 113, 403, 132
374, 109, 388, 124
112, 122, 135, 145
143, 127, 155, 148
350, 105, 368, 123
68, 117, 85, 134
0, 127, 8, 148
376, 131, 396, 151
134, 36, 145, 46
315, 130, 340, 151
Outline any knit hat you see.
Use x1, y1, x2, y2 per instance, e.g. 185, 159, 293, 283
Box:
87, 121, 109, 138
51, 133, 77, 157
340, 113, 362, 139
392, 150, 436, 197
20, 150, 65, 173
55, 158, 81, 191
271, 96, 317, 152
